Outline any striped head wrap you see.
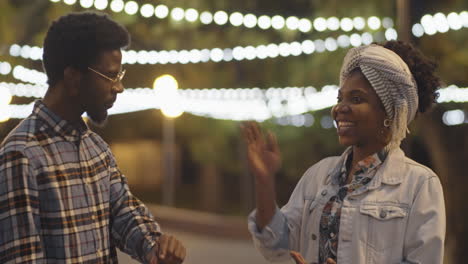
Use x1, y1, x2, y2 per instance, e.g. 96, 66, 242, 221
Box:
339, 44, 418, 150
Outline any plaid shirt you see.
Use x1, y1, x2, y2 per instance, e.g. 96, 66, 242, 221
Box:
0, 100, 161, 263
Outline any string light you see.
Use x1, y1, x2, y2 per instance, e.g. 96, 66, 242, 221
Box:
185, 9, 199, 22
442, 109, 466, 126
63, 0, 76, 5
0, 82, 48, 98
0, 60, 47, 85
44, 0, 468, 48
385, 28, 398, 40
4, 80, 467, 125
275, 113, 315, 127
140, 3, 155, 18
8, 31, 385, 65
2, 82, 336, 121
437, 84, 468, 103
171, 7, 185, 22
94, 0, 108, 10
353, 17, 366, 30
213, 11, 229, 25
0, 86, 12, 106
7, 10, 465, 65
0, 62, 12, 75
413, 11, 467, 37
340, 17, 354, 32
124, 1, 138, 15
48, 0, 392, 33
0, 85, 13, 122
80, 0, 93, 9
110, 0, 124, 12
367, 16, 381, 30
13, 67, 47, 85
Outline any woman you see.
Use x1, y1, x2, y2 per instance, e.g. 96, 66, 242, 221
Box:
242, 41, 445, 264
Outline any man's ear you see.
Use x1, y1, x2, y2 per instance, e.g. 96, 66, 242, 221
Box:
63, 66, 83, 97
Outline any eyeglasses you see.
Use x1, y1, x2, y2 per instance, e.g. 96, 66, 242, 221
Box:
88, 67, 126, 84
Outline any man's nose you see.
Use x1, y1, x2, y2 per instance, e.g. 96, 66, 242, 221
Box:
113, 82, 124, 93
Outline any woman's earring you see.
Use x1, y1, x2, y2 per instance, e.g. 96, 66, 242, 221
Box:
383, 119, 391, 128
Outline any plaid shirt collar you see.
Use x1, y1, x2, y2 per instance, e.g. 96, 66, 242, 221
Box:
33, 100, 89, 141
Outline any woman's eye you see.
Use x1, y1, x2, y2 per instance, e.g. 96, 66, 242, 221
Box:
352, 96, 361, 103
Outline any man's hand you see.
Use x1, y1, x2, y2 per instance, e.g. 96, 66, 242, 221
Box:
146, 234, 186, 264
290, 251, 306, 264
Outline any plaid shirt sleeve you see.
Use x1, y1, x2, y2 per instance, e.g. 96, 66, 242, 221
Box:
0, 150, 44, 263
107, 152, 161, 263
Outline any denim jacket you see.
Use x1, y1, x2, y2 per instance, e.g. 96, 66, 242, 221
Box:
248, 148, 446, 264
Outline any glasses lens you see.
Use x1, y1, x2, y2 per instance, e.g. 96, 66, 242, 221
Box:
117, 69, 126, 82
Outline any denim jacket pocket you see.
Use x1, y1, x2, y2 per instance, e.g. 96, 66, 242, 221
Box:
359, 203, 408, 252
360, 204, 407, 220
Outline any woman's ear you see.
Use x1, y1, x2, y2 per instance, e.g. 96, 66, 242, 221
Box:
63, 66, 82, 97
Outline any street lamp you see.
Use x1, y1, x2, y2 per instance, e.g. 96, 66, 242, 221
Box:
0, 85, 12, 122
153, 74, 183, 206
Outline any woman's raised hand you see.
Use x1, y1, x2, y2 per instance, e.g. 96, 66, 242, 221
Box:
241, 121, 281, 229
241, 121, 282, 183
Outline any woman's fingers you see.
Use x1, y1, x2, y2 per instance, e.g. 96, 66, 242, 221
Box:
250, 122, 263, 143
240, 123, 249, 143
240, 122, 253, 144
266, 131, 279, 153
241, 121, 266, 147
241, 122, 259, 145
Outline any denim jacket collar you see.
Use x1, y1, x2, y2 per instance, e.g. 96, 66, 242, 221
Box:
327, 147, 405, 188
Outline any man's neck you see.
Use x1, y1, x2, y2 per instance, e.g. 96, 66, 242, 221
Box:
42, 84, 83, 123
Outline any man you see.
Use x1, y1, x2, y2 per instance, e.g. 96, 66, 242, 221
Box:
0, 12, 185, 263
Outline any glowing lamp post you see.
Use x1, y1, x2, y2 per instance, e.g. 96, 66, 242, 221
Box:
0, 86, 12, 123
153, 74, 183, 206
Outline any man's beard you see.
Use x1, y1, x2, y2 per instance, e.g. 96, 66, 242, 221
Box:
86, 109, 108, 128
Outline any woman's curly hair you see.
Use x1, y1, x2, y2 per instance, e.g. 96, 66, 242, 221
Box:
380, 40, 442, 113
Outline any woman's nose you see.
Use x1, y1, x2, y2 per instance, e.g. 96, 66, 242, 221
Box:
333, 102, 351, 113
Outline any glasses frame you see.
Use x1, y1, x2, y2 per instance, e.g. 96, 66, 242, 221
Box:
88, 67, 126, 84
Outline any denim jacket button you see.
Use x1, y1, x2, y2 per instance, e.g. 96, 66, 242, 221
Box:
321, 190, 328, 196
311, 234, 317, 240
380, 210, 387, 219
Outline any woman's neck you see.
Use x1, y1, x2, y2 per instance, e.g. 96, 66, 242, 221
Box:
351, 144, 384, 169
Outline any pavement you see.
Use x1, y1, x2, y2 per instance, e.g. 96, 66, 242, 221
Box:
116, 204, 292, 264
